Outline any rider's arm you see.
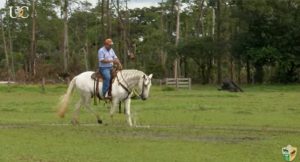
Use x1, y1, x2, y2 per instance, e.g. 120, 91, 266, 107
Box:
101, 59, 113, 63
111, 49, 121, 64
113, 58, 121, 64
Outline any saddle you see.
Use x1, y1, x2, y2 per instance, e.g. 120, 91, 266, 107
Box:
91, 64, 122, 104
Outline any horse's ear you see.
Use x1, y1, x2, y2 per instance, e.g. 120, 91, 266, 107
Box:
148, 74, 153, 79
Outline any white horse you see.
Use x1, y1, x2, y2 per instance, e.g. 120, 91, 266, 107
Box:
57, 70, 153, 126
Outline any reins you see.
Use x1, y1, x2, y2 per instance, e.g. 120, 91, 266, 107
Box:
116, 70, 146, 100
116, 71, 131, 100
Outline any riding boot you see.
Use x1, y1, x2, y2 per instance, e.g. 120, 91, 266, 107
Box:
103, 92, 112, 101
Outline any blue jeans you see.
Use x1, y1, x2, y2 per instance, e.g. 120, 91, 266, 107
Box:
99, 67, 112, 96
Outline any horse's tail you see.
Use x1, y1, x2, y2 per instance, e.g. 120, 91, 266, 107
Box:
57, 77, 77, 118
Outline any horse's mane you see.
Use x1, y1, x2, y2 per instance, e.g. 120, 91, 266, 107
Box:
119, 69, 145, 78
117, 69, 145, 88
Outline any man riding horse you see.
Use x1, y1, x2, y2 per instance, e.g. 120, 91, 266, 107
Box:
58, 38, 153, 126
98, 38, 122, 100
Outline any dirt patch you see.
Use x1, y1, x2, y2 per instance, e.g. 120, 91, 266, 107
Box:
18, 155, 54, 162
1, 123, 299, 143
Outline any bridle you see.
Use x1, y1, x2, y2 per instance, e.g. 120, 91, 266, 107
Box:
139, 77, 147, 100
116, 71, 147, 100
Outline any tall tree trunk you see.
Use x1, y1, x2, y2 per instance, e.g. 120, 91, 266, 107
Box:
196, 0, 205, 37
5, 0, 15, 80
8, 25, 15, 80
112, 0, 127, 68
216, 0, 222, 84
183, 57, 188, 77
207, 58, 213, 84
230, 56, 234, 81
126, 0, 130, 43
254, 64, 264, 84
168, 0, 176, 38
212, 7, 215, 36
116, 0, 121, 65
160, 0, 167, 77
83, 41, 89, 71
123, 0, 129, 68
101, 0, 105, 38
1, 14, 11, 81
246, 59, 251, 84
237, 59, 241, 84
122, 30, 127, 68
107, 0, 112, 37
174, 0, 180, 78
62, 0, 69, 73
30, 0, 37, 77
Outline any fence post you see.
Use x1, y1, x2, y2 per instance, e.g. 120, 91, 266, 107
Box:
41, 77, 45, 93
189, 78, 191, 90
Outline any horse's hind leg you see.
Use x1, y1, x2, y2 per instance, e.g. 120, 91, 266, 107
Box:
86, 104, 102, 124
83, 94, 102, 124
72, 98, 82, 125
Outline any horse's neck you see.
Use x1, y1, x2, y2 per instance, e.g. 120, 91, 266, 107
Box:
118, 70, 142, 89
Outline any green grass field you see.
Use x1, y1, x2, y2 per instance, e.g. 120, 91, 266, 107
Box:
0, 84, 300, 162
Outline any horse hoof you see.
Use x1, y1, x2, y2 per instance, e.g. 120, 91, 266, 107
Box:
97, 119, 103, 124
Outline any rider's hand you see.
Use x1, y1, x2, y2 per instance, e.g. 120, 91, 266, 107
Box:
118, 64, 123, 70
113, 59, 119, 65
102, 59, 114, 63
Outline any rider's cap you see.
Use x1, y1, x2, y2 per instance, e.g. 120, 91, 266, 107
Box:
104, 38, 114, 45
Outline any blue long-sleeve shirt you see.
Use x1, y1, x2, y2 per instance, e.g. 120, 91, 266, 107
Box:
98, 47, 118, 68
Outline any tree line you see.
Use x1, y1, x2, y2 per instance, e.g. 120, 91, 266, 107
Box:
1, 0, 300, 84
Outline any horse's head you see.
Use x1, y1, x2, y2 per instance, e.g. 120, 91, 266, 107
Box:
138, 74, 153, 101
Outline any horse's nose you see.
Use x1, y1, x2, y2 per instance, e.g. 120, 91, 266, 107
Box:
141, 97, 147, 101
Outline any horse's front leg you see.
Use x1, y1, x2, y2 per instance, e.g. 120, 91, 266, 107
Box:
124, 98, 133, 127
110, 98, 118, 124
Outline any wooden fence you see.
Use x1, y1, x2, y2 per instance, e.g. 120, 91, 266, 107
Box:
160, 78, 192, 90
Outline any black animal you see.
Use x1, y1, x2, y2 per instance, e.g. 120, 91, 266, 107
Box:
218, 79, 243, 92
